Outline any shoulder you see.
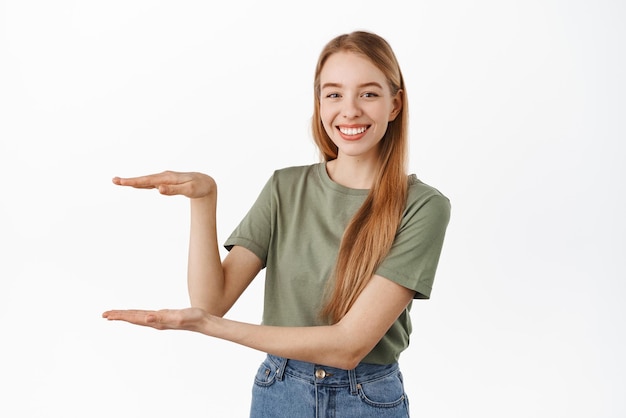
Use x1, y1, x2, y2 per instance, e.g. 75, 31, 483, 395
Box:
407, 175, 449, 205
402, 176, 451, 226
272, 163, 320, 178
269, 163, 323, 187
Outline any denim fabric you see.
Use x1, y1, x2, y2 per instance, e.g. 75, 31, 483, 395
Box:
250, 354, 410, 418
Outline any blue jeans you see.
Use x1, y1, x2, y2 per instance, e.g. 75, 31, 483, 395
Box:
250, 354, 410, 418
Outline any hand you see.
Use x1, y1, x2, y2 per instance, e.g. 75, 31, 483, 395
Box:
112, 171, 217, 199
102, 307, 209, 332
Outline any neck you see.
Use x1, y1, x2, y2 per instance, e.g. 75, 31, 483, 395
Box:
326, 155, 379, 189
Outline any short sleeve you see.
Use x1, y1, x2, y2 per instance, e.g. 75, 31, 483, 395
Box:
223, 175, 274, 267
375, 193, 451, 299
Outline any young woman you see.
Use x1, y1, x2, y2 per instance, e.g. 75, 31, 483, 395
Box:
103, 31, 450, 417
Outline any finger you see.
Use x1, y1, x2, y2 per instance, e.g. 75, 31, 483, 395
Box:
103, 309, 140, 319
112, 176, 158, 189
156, 182, 192, 196
102, 309, 153, 323
103, 309, 174, 331
112, 172, 185, 189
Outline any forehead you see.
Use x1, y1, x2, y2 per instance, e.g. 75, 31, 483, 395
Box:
320, 51, 388, 88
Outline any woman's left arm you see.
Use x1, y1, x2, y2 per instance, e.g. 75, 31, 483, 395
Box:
103, 274, 413, 370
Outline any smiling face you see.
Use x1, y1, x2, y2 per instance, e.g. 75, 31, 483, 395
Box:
319, 51, 402, 162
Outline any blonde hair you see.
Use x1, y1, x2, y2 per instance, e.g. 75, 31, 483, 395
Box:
312, 31, 410, 323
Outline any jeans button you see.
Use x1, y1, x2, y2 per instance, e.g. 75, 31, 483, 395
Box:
315, 369, 326, 379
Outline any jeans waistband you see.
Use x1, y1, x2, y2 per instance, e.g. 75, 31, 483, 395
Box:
266, 354, 400, 395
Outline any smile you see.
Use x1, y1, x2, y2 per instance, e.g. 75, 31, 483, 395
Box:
338, 126, 369, 136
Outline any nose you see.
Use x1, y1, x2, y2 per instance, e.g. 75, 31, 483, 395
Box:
342, 97, 361, 119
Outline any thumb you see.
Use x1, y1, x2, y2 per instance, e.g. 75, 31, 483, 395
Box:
156, 184, 177, 195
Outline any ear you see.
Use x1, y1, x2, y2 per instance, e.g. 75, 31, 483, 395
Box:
388, 89, 403, 121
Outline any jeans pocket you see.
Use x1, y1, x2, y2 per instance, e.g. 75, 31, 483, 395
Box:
357, 371, 407, 408
253, 357, 279, 388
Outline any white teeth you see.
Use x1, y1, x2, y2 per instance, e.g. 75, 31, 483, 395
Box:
339, 126, 367, 135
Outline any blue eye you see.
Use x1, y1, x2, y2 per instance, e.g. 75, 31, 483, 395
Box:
362, 92, 379, 98
326, 93, 340, 98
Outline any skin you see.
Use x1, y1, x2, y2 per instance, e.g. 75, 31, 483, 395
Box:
320, 51, 403, 189
103, 53, 413, 370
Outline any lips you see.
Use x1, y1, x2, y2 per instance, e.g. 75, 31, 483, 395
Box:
337, 125, 369, 141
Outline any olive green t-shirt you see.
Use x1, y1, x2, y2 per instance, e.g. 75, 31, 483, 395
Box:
224, 163, 450, 365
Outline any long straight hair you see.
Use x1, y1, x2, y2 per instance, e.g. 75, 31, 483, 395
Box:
312, 31, 410, 324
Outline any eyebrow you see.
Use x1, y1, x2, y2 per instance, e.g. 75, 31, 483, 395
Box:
320, 82, 384, 90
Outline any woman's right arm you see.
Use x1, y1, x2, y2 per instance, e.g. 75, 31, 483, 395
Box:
188, 196, 262, 316
113, 171, 263, 317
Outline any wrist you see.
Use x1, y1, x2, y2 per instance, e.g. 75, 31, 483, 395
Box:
199, 311, 219, 337
190, 193, 217, 209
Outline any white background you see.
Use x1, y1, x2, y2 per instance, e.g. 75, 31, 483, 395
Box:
1, 1, 624, 417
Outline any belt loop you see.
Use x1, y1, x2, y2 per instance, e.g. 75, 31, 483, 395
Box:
348, 367, 358, 395
275, 356, 288, 381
